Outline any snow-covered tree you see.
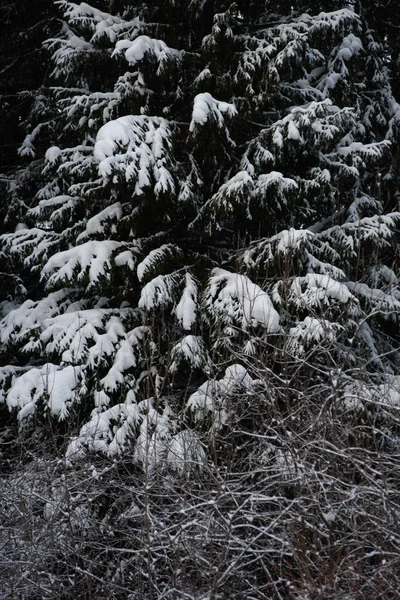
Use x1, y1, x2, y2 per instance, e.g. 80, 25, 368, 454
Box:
2, 1, 400, 597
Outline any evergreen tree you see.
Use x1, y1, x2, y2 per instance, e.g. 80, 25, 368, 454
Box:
0, 0, 60, 310
0, 0, 58, 171
1, 1, 400, 597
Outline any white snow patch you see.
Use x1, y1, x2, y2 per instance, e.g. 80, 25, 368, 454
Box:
175, 273, 197, 330
77, 203, 122, 242
45, 146, 62, 163
290, 273, 354, 308
187, 364, 258, 426
7, 363, 83, 420
136, 244, 181, 282
94, 115, 175, 196
138, 273, 178, 310
42, 240, 124, 289
207, 268, 280, 332
169, 335, 210, 373
113, 35, 182, 66
189, 92, 237, 132
288, 317, 341, 356
337, 34, 363, 61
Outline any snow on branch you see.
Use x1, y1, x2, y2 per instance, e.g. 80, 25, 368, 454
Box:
35, 307, 145, 397
46, 22, 95, 83
175, 273, 198, 330
187, 364, 260, 428
137, 244, 183, 283
287, 316, 342, 356
100, 338, 137, 392
66, 401, 134, 459
94, 115, 175, 196
1, 228, 60, 270
59, 1, 142, 44
113, 35, 183, 73
41, 240, 129, 291
253, 171, 298, 209
269, 100, 351, 153
190, 170, 254, 235
189, 92, 237, 143
336, 140, 391, 161
76, 202, 122, 242
243, 227, 346, 281
138, 272, 181, 310
40, 309, 125, 363
244, 228, 314, 268
18, 123, 51, 158
66, 395, 206, 474
343, 375, 400, 414
6, 363, 85, 421
61, 91, 122, 132
318, 213, 399, 258
345, 281, 400, 316
169, 335, 211, 374
0, 289, 83, 351
2, 299, 148, 401
315, 33, 363, 94
307, 9, 361, 36
27, 195, 78, 228
289, 273, 355, 309
205, 268, 280, 332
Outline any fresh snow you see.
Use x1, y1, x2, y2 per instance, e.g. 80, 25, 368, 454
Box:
42, 240, 125, 289
175, 273, 197, 330
190, 92, 237, 132
61, 1, 142, 45
169, 335, 210, 373
337, 34, 363, 60
138, 273, 179, 310
7, 363, 84, 420
166, 430, 206, 472
113, 35, 182, 67
94, 115, 175, 196
187, 364, 258, 426
290, 273, 354, 307
136, 244, 182, 282
77, 202, 122, 241
345, 280, 400, 313
207, 268, 281, 332
100, 338, 137, 391
45, 146, 62, 163
0, 289, 84, 348
288, 317, 341, 355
